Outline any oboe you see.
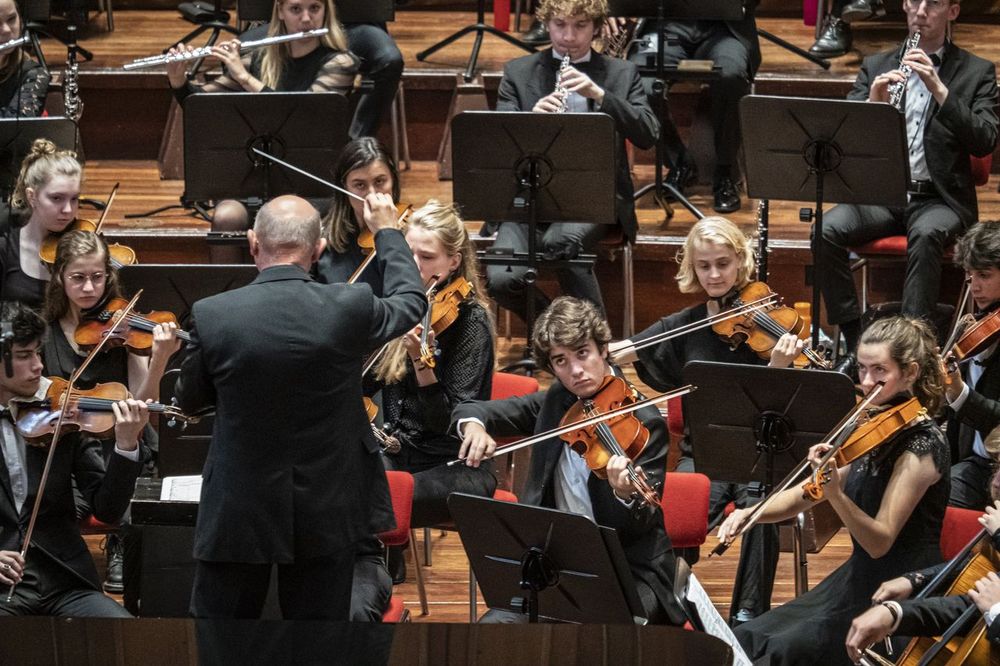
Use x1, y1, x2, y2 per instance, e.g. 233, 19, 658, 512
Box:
553, 54, 571, 113
122, 28, 329, 70
887, 31, 920, 112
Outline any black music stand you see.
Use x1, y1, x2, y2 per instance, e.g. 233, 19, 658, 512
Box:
740, 95, 909, 348
118, 264, 257, 329
238, 0, 394, 25
448, 493, 656, 624
452, 111, 616, 369
129, 92, 350, 220
0, 117, 76, 201
682, 361, 856, 595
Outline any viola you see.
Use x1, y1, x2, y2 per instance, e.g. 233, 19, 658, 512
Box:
38, 184, 138, 269
16, 376, 200, 445
417, 275, 474, 369
75, 297, 191, 355
558, 375, 661, 507
356, 203, 413, 255
801, 397, 924, 501
711, 281, 830, 369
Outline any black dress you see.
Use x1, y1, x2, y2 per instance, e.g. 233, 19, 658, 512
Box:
0, 58, 49, 118
42, 320, 129, 389
734, 416, 950, 666
314, 232, 384, 296
0, 224, 47, 309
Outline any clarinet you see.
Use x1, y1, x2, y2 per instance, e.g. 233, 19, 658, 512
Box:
63, 25, 83, 123
887, 31, 920, 112
756, 198, 769, 281
553, 54, 571, 113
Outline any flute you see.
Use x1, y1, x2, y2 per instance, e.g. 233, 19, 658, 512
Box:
122, 28, 329, 71
0, 35, 29, 53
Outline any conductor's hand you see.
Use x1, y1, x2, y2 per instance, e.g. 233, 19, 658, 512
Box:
362, 192, 397, 234
165, 43, 200, 89
458, 421, 496, 468
871, 576, 914, 604
532, 91, 567, 113
717, 506, 752, 546
113, 399, 150, 452
768, 333, 805, 368
0, 550, 24, 586
845, 604, 896, 664
607, 454, 639, 500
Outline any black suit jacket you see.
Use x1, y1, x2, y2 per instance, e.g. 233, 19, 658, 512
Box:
496, 48, 659, 242
451, 377, 682, 623
175, 229, 426, 563
899, 593, 1000, 646
947, 346, 1000, 463
849, 41, 998, 226
0, 421, 141, 590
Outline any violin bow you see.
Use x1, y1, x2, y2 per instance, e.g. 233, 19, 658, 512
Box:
710, 382, 885, 558
6, 291, 142, 602
92, 182, 120, 236
448, 384, 697, 466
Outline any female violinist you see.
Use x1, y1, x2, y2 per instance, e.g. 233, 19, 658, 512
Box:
720, 316, 949, 666
607, 216, 803, 622
0, 139, 81, 309
0, 0, 48, 120
944, 220, 1000, 511
454, 296, 684, 625
370, 201, 497, 530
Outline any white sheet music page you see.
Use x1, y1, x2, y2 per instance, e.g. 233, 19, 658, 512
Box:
686, 572, 753, 666
159, 475, 203, 502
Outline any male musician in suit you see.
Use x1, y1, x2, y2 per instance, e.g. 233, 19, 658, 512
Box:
945, 221, 1000, 509
486, 0, 658, 322
0, 306, 148, 616
622, 1, 760, 213
175, 194, 425, 620
815, 0, 998, 354
454, 296, 684, 625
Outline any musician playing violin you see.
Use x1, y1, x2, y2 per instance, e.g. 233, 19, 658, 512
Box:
945, 220, 1000, 511
0, 307, 149, 617
454, 296, 685, 625
608, 216, 803, 623
720, 316, 949, 666
0, 139, 82, 310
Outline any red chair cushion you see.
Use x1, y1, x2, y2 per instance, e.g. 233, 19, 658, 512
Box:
852, 236, 908, 256
661, 472, 710, 549
381, 595, 406, 623
491, 373, 539, 401
80, 515, 116, 534
600, 227, 626, 247
493, 0, 510, 32
665, 396, 684, 438
940, 506, 983, 561
493, 489, 518, 503
972, 154, 993, 187
377, 471, 414, 547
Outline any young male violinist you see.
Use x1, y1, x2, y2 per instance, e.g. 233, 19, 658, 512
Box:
0, 306, 149, 616
945, 220, 1000, 510
454, 296, 683, 624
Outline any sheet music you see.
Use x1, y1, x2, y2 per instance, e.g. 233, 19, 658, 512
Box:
159, 475, 202, 502
687, 572, 753, 666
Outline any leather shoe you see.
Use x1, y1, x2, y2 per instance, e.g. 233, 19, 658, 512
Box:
809, 16, 852, 58
713, 176, 741, 213
387, 545, 406, 585
840, 0, 885, 23
520, 20, 550, 46
102, 534, 124, 594
665, 160, 697, 198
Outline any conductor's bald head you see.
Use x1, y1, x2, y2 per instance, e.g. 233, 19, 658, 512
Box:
249, 195, 326, 270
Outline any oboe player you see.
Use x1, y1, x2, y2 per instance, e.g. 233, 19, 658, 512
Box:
814, 0, 998, 357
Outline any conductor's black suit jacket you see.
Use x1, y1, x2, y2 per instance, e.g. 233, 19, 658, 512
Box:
176, 229, 426, 563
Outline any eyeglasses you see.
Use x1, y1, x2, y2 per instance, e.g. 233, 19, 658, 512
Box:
65, 272, 106, 286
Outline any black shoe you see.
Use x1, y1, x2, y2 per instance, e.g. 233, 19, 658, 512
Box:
731, 608, 757, 627
521, 20, 550, 46
713, 176, 741, 213
387, 545, 406, 585
102, 534, 124, 594
840, 0, 885, 23
809, 16, 852, 58
665, 161, 697, 198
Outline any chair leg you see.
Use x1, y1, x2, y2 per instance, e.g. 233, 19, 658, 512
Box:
398, 84, 411, 171
622, 241, 634, 338
469, 565, 478, 622
408, 535, 430, 616
423, 526, 432, 566
107, 0, 114, 31
390, 91, 401, 173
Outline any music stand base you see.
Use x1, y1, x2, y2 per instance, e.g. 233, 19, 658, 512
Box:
634, 181, 705, 220
125, 201, 212, 222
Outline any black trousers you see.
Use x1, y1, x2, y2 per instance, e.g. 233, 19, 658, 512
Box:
0, 554, 132, 617
190, 547, 355, 620
383, 450, 497, 527
949, 454, 994, 510
349, 544, 392, 622
345, 23, 404, 139
816, 195, 963, 326
485, 220, 607, 324
632, 20, 751, 175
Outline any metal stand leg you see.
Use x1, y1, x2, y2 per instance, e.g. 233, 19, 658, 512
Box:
792, 512, 809, 596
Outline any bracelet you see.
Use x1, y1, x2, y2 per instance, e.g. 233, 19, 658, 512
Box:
880, 601, 899, 627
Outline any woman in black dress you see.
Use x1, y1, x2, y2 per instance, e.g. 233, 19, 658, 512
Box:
0, 0, 48, 119
722, 316, 949, 665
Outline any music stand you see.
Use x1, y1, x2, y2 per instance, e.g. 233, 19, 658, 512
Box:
0, 117, 76, 201
452, 111, 616, 366
118, 264, 258, 329
448, 493, 653, 624
238, 0, 394, 25
740, 95, 909, 348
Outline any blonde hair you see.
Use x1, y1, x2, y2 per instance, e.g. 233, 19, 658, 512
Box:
674, 216, 756, 294
374, 201, 494, 384
532, 296, 611, 372
259, 0, 349, 90
859, 316, 946, 416
536, 0, 608, 28
11, 138, 81, 213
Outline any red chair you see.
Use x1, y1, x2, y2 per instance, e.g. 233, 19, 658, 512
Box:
940, 506, 984, 561
661, 472, 711, 549
665, 395, 685, 439
377, 471, 425, 617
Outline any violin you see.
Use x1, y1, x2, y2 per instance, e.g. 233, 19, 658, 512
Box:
363, 396, 400, 453
558, 375, 661, 507
801, 397, 924, 502
950, 308, 1000, 364
75, 297, 191, 355
356, 202, 413, 255
15, 376, 200, 445
38, 183, 138, 269
711, 281, 830, 369
417, 275, 474, 368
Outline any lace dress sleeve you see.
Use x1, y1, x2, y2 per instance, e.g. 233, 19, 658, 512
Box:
0, 62, 49, 118
900, 425, 950, 476
308, 51, 359, 94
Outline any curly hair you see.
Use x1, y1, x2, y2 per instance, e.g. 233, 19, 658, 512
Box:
532, 296, 611, 371
954, 220, 1000, 271
536, 0, 608, 27
674, 216, 756, 294
859, 316, 945, 416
